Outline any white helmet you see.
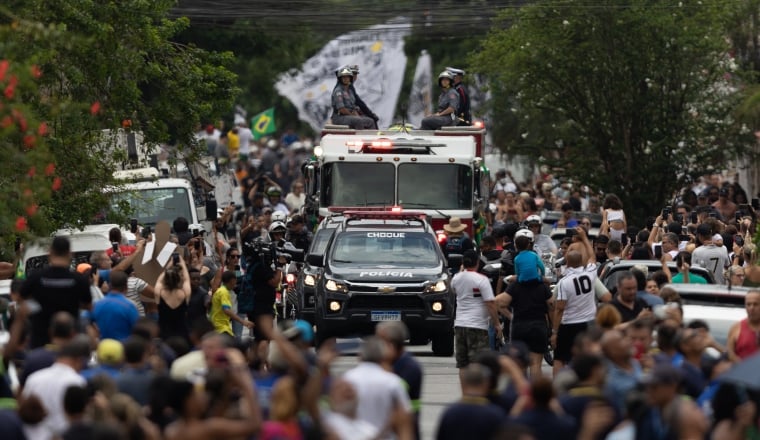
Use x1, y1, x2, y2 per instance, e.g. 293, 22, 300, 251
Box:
268, 221, 287, 233
515, 229, 534, 241
526, 215, 541, 225
271, 211, 288, 223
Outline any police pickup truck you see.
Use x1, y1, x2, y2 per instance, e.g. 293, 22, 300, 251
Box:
302, 209, 455, 356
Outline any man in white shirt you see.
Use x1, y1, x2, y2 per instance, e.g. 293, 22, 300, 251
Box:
451, 250, 501, 390
343, 337, 413, 440
235, 115, 254, 164
22, 335, 90, 440
552, 227, 597, 375
322, 378, 380, 440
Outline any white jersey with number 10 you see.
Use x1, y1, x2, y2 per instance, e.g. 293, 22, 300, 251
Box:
556, 263, 598, 324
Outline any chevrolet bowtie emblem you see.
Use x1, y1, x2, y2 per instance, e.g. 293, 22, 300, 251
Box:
377, 286, 396, 293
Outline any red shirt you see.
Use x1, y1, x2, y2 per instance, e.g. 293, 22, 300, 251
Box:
735, 318, 760, 360
106, 244, 136, 258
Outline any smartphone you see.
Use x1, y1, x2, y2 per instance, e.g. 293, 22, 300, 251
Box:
129, 218, 138, 234
661, 208, 668, 219
566, 229, 577, 238
194, 239, 201, 250
172, 253, 180, 265
736, 235, 745, 247
679, 234, 690, 242
736, 212, 743, 222
753, 198, 760, 210
690, 212, 698, 224
111, 242, 119, 252
653, 244, 663, 259
141, 226, 151, 239
621, 233, 628, 246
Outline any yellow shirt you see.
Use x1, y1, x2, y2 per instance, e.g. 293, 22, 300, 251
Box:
227, 130, 240, 158
210, 285, 233, 336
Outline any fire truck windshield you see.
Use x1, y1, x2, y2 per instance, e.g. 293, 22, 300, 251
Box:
322, 162, 395, 207
398, 163, 472, 210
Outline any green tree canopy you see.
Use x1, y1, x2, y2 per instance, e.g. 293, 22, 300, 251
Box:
0, 1, 237, 254
473, 1, 755, 222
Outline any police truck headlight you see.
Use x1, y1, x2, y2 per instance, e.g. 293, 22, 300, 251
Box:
304, 274, 316, 287
425, 280, 448, 293
325, 279, 347, 293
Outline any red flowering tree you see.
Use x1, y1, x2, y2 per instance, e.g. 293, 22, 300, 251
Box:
0, 30, 64, 257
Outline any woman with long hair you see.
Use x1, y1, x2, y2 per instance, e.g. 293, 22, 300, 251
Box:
155, 254, 192, 343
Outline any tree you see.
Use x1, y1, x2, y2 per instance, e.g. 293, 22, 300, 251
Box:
0, 1, 237, 251
473, 1, 755, 222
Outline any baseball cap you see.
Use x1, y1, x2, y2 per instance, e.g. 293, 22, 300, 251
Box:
696, 223, 712, 236
640, 364, 682, 386
76, 263, 93, 274
97, 339, 124, 364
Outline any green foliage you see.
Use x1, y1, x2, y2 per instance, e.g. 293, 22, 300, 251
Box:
0, 1, 238, 251
473, 1, 755, 222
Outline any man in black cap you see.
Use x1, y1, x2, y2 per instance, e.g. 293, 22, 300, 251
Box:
712, 186, 737, 221
446, 67, 471, 125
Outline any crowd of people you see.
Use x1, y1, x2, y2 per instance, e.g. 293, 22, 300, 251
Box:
2, 109, 760, 440
436, 170, 760, 439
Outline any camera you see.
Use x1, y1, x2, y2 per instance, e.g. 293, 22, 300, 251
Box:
242, 238, 304, 268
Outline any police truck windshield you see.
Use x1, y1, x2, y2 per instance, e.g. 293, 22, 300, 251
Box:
398, 163, 473, 210
331, 232, 440, 266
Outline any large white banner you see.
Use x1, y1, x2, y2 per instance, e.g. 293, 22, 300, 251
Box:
275, 17, 411, 132
406, 50, 432, 127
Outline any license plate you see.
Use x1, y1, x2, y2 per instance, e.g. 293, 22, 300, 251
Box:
371, 311, 401, 322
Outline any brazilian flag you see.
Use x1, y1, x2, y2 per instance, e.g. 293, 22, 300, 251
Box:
251, 107, 276, 140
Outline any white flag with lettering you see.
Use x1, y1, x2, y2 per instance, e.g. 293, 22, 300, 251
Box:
275, 17, 411, 132
406, 50, 432, 127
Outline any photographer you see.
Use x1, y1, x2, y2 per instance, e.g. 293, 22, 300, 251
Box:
244, 233, 285, 368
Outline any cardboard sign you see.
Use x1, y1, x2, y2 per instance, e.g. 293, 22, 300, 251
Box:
132, 220, 174, 286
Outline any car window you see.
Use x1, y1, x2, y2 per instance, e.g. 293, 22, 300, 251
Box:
331, 231, 439, 267
309, 228, 335, 255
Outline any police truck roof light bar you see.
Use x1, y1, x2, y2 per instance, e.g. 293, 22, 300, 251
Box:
341, 210, 427, 222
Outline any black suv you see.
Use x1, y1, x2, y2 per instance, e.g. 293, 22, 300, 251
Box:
303, 210, 455, 356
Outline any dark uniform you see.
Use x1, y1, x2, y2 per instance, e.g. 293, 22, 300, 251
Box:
331, 83, 374, 129
421, 87, 459, 130
350, 84, 378, 129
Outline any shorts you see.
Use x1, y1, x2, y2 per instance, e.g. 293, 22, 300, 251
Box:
455, 327, 490, 368
555, 321, 591, 363
511, 320, 548, 355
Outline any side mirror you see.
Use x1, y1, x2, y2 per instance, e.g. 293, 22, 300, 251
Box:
306, 253, 324, 267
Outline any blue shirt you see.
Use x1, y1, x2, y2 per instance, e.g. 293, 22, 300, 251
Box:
80, 365, 122, 381
604, 359, 642, 413
514, 250, 545, 283
636, 290, 664, 307
92, 293, 139, 341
